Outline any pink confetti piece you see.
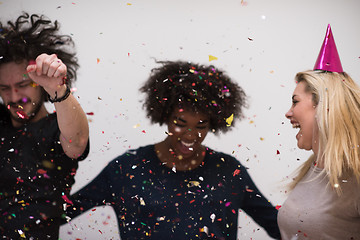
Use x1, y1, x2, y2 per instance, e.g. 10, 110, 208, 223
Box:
16, 110, 29, 119
62, 195, 73, 205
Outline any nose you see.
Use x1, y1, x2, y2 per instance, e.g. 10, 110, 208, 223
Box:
10, 87, 22, 103
184, 128, 198, 141
285, 107, 293, 119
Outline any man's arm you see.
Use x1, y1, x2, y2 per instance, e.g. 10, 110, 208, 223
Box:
27, 53, 89, 159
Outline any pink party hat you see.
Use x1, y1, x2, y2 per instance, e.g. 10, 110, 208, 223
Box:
314, 24, 343, 72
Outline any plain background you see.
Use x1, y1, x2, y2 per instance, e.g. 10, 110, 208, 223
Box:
1, 0, 360, 239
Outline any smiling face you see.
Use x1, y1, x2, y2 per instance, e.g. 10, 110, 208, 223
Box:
0, 61, 47, 127
285, 81, 319, 153
156, 107, 210, 170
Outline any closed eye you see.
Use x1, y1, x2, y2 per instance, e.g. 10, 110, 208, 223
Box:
0, 86, 10, 92
174, 123, 186, 128
17, 80, 32, 88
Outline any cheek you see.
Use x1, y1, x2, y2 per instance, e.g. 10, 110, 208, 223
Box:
168, 125, 184, 137
198, 130, 209, 140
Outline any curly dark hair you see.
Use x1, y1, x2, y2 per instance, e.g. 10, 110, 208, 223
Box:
0, 12, 79, 101
140, 61, 247, 133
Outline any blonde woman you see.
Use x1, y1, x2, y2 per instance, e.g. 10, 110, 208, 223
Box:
278, 25, 360, 239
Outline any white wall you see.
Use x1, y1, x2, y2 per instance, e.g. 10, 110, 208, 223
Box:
1, 0, 360, 239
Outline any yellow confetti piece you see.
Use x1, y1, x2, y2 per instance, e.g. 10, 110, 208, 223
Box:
260, 137, 264, 141
249, 120, 254, 124
187, 181, 200, 187
133, 124, 140, 128
209, 55, 218, 62
127, 3, 132, 5
30, 82, 38, 87
17, 230, 25, 238
226, 114, 234, 127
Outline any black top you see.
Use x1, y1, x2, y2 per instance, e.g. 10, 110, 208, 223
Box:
0, 110, 89, 240
69, 145, 280, 240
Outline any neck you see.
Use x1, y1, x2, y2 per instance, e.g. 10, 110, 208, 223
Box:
155, 140, 206, 171
313, 149, 325, 168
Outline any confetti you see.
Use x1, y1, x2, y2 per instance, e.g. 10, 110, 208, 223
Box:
17, 230, 25, 238
37, 169, 47, 174
16, 110, 29, 119
187, 181, 200, 187
208, 55, 218, 62
62, 194, 73, 205
97, 58, 100, 64
233, 169, 240, 176
225, 114, 234, 127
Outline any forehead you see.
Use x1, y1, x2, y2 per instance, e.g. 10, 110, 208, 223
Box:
293, 81, 309, 95
0, 61, 29, 85
171, 107, 209, 122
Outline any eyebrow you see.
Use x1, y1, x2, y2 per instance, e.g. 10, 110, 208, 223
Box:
0, 80, 32, 88
176, 116, 209, 124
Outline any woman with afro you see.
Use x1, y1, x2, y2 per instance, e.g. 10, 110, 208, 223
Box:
68, 61, 280, 240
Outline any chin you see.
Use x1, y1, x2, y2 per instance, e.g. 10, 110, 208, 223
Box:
297, 143, 312, 151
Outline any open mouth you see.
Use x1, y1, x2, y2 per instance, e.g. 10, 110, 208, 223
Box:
181, 141, 194, 149
290, 120, 300, 129
178, 141, 195, 154
16, 110, 29, 119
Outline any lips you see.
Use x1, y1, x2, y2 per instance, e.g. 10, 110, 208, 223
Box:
289, 120, 302, 141
290, 120, 300, 129
8, 103, 30, 120
15, 110, 29, 119
177, 141, 195, 155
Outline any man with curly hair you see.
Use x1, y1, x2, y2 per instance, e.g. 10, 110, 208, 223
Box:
0, 13, 89, 239
68, 61, 280, 239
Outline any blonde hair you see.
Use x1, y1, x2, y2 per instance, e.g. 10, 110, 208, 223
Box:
289, 70, 360, 194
